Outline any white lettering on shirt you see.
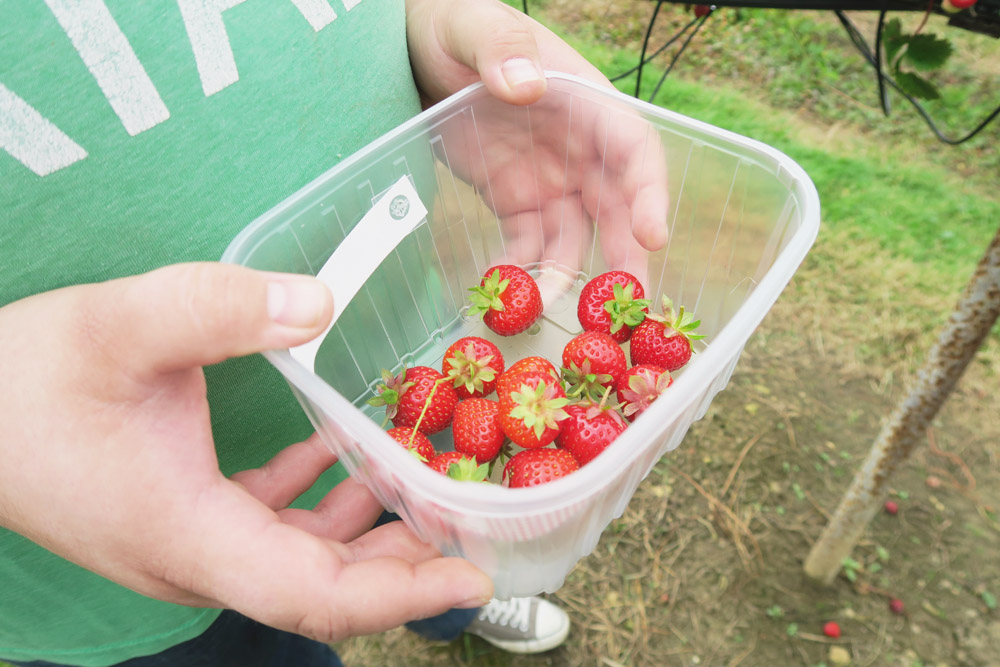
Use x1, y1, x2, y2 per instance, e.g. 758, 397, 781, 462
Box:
9, 0, 363, 175
44, 0, 171, 136
0, 84, 88, 176
291, 0, 337, 31
176, 0, 248, 97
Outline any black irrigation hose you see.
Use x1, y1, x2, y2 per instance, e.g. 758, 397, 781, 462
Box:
647, 10, 713, 103
633, 0, 665, 98
875, 8, 891, 115
523, 0, 997, 145
835, 9, 1000, 145
610, 12, 704, 86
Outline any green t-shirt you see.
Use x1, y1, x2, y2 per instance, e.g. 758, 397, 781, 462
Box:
0, 1, 421, 664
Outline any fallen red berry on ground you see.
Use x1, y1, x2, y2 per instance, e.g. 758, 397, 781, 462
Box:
889, 598, 905, 615
823, 621, 841, 638
884, 500, 899, 515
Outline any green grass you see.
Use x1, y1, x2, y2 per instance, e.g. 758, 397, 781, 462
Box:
631, 75, 1000, 274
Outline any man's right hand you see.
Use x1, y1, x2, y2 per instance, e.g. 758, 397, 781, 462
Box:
0, 262, 493, 641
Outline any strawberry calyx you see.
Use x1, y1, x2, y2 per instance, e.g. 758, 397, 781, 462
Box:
562, 359, 614, 401
444, 343, 497, 395
509, 380, 571, 439
620, 368, 673, 418
467, 269, 509, 318
444, 455, 490, 482
367, 368, 414, 425
490, 441, 515, 474
603, 282, 650, 334
647, 296, 706, 343
580, 386, 627, 428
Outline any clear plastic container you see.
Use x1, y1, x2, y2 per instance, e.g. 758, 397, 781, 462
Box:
222, 72, 820, 598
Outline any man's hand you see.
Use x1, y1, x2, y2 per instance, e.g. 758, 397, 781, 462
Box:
406, 0, 669, 290
0, 263, 493, 642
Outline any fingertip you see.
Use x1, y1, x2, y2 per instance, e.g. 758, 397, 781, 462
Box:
638, 219, 669, 252
633, 192, 670, 251
432, 558, 494, 607
498, 57, 547, 104
265, 275, 334, 333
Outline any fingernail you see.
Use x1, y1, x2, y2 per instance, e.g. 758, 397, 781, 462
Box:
267, 278, 330, 328
501, 57, 543, 89
455, 594, 493, 609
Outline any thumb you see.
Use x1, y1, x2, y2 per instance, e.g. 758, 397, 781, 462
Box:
88, 262, 332, 376
433, 0, 547, 105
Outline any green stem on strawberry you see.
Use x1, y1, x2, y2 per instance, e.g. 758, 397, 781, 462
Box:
408, 377, 448, 442
487, 440, 514, 479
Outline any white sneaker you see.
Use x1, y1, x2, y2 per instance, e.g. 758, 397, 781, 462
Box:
465, 596, 570, 654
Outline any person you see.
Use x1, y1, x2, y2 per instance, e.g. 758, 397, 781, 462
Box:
0, 0, 668, 665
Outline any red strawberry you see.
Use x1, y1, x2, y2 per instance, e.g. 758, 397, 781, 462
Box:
368, 366, 458, 435
629, 296, 705, 372
498, 370, 570, 449
562, 331, 628, 399
428, 451, 489, 482
943, 0, 977, 12
496, 356, 559, 398
617, 364, 673, 421
577, 270, 650, 344
693, 4, 711, 18
555, 401, 627, 466
452, 398, 506, 463
468, 265, 543, 336
443, 336, 504, 398
385, 426, 435, 463
503, 448, 580, 488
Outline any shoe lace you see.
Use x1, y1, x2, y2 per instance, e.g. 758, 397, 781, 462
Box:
478, 597, 532, 632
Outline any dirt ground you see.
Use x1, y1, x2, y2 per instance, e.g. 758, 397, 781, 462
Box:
333, 3, 1000, 665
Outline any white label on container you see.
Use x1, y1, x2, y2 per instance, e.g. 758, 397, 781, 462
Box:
289, 175, 428, 372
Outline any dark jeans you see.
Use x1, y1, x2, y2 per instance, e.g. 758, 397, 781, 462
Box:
2, 610, 343, 667
4, 513, 478, 666
377, 510, 480, 640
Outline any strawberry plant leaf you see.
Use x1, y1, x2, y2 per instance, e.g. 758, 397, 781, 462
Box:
904, 33, 953, 71
894, 70, 941, 100
882, 18, 907, 68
